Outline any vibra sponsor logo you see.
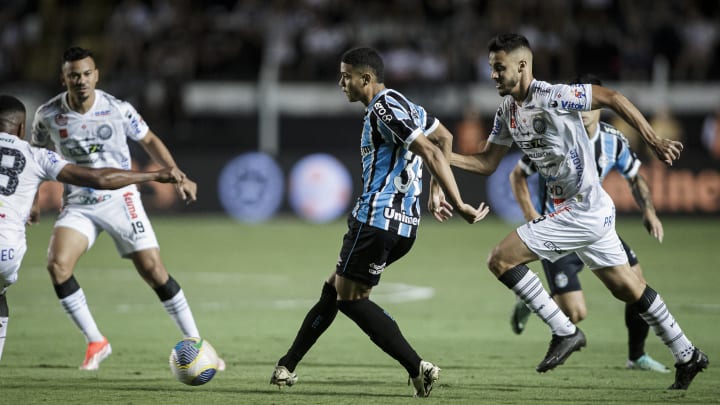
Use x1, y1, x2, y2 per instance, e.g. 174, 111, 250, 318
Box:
368, 262, 386, 275
123, 192, 138, 219
383, 207, 419, 225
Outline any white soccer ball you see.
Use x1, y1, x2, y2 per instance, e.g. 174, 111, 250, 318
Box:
169, 337, 219, 386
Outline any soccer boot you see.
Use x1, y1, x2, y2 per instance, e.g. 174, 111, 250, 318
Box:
626, 353, 670, 373
510, 298, 532, 335
79, 336, 112, 370
409, 360, 441, 397
536, 328, 586, 372
270, 365, 298, 388
668, 348, 709, 390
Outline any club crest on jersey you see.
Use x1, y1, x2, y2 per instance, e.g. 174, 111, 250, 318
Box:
96, 124, 113, 140
532, 117, 547, 134
59, 129, 68, 138
54, 114, 68, 126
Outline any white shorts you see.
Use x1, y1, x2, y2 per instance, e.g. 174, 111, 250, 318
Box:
0, 241, 26, 295
516, 187, 627, 270
56, 189, 159, 258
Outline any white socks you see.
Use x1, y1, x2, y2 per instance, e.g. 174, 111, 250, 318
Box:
59, 288, 104, 342
0, 317, 7, 362
511, 270, 576, 336
639, 293, 694, 364
162, 290, 200, 338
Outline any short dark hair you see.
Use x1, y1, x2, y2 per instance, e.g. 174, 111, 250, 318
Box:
488, 33, 532, 54
63, 46, 94, 63
341, 47, 384, 83
0, 95, 26, 117
569, 73, 602, 86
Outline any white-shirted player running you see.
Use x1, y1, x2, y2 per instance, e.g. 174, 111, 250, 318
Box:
32, 47, 223, 371
431, 33, 707, 390
0, 94, 184, 363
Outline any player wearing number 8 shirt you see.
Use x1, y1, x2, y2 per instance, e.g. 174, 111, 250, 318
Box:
0, 94, 184, 364
31, 46, 223, 371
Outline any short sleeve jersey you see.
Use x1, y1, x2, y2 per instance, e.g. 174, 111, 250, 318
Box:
489, 80, 598, 201
518, 120, 642, 214
0, 132, 68, 234
32, 89, 149, 204
352, 88, 439, 238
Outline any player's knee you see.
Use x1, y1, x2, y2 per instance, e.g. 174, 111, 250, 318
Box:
486, 247, 507, 276
46, 258, 73, 283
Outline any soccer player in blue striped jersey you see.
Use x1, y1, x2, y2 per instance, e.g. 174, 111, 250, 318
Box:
508, 74, 670, 373
270, 47, 489, 397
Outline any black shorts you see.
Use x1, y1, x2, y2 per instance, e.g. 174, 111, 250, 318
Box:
542, 236, 639, 295
335, 215, 415, 287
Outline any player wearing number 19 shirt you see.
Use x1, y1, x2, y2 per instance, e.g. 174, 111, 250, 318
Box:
270, 47, 488, 397
0, 94, 182, 364
445, 34, 706, 389
31, 47, 223, 371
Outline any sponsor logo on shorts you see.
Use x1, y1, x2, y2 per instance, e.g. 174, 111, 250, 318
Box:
124, 192, 138, 219
77, 194, 111, 205
543, 241, 564, 254
368, 262, 386, 275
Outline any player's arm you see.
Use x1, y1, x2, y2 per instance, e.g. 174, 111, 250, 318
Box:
138, 130, 197, 202
628, 174, 663, 242
409, 134, 489, 224
590, 85, 682, 165
509, 163, 541, 222
450, 142, 509, 175
425, 123, 454, 221
57, 164, 183, 190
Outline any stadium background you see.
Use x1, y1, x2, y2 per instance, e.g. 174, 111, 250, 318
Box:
1, 0, 718, 222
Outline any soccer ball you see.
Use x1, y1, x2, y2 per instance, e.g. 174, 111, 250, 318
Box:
169, 337, 219, 386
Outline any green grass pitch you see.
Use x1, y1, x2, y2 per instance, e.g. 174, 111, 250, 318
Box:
2, 214, 718, 404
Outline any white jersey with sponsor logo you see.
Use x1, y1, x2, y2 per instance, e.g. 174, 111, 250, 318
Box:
31, 89, 149, 205
488, 80, 599, 201
0, 132, 68, 236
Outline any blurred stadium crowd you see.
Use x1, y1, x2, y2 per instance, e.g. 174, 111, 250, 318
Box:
1, 0, 719, 85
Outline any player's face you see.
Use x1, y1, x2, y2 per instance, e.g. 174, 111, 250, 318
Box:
61, 57, 98, 103
489, 51, 520, 97
580, 109, 601, 130
339, 63, 364, 103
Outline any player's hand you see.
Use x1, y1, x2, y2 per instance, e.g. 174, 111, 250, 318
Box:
26, 207, 40, 226
643, 211, 664, 243
175, 178, 198, 204
652, 138, 683, 166
429, 187, 454, 222
456, 202, 490, 224
156, 167, 185, 184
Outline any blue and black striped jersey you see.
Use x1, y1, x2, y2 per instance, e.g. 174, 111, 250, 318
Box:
519, 121, 641, 215
352, 88, 439, 238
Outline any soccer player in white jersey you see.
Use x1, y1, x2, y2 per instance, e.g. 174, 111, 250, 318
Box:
508, 73, 669, 373
270, 47, 488, 397
0, 94, 183, 363
432, 34, 707, 389
32, 47, 223, 371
